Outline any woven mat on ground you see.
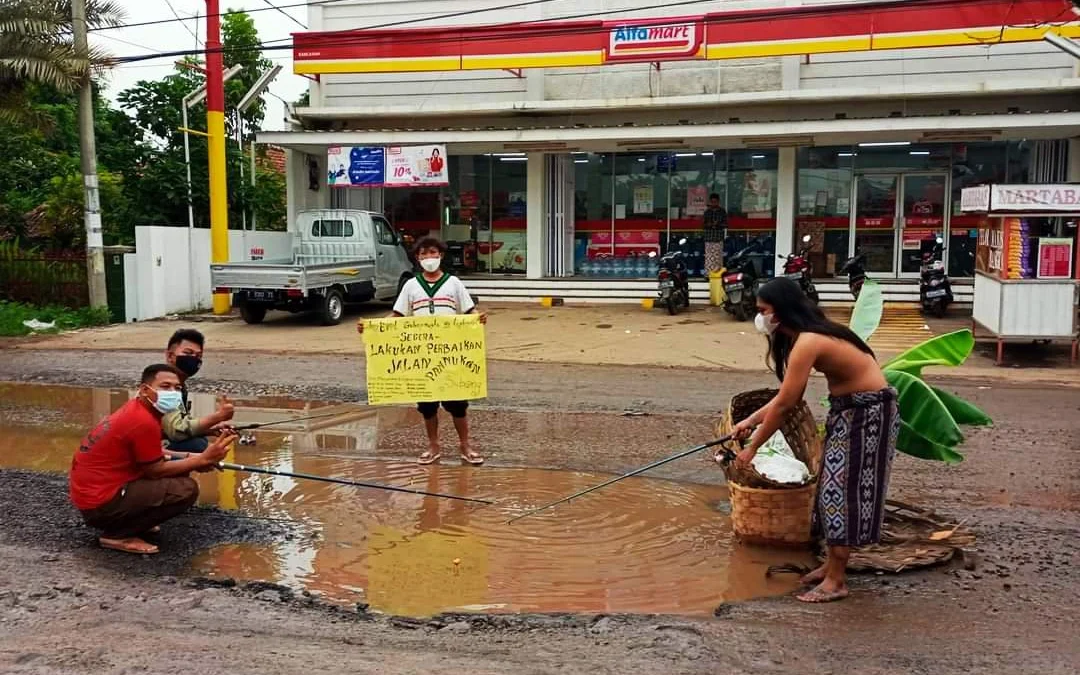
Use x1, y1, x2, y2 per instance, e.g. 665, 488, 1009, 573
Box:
767, 499, 977, 576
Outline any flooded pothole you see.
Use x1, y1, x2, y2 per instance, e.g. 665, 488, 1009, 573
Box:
0, 381, 814, 617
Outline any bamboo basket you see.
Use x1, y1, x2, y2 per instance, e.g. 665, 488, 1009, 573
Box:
714, 388, 824, 547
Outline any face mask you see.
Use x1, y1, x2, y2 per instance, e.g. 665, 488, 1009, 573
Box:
150, 389, 183, 414
754, 312, 779, 335
419, 257, 442, 273
175, 355, 202, 377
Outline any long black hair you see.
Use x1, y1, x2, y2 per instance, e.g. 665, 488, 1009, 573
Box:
756, 277, 874, 381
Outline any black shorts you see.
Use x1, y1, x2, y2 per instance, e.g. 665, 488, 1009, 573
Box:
417, 401, 469, 419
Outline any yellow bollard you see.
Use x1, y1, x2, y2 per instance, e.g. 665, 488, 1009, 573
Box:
709, 269, 727, 306
641, 298, 655, 310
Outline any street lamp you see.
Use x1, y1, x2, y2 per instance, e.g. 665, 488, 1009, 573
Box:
181, 63, 243, 231
179, 63, 242, 310
235, 65, 282, 232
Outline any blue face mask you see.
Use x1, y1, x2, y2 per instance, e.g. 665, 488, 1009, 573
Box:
152, 389, 183, 414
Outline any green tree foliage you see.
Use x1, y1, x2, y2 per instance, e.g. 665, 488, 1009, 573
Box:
0, 9, 288, 247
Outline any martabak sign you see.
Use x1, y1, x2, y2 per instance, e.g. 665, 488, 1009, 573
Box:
607, 20, 703, 62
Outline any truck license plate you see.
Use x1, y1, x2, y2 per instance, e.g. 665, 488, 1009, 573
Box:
247, 290, 275, 302
925, 289, 947, 298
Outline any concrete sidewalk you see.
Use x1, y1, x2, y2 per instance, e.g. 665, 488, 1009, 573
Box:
8, 303, 1077, 385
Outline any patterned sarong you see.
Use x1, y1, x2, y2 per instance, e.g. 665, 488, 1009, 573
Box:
705, 242, 724, 273
813, 387, 900, 547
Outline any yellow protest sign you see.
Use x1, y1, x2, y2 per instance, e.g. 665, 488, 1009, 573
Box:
362, 314, 487, 405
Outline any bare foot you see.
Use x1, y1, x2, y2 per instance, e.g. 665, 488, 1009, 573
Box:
459, 446, 484, 465
800, 564, 827, 586
418, 449, 441, 465
99, 536, 159, 555
796, 581, 849, 603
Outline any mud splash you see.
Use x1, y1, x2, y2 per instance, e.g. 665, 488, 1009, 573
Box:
0, 382, 814, 617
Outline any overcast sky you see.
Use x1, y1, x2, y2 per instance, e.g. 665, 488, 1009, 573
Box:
94, 0, 310, 131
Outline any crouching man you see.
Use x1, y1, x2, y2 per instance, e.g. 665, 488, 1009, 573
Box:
162, 328, 234, 453
69, 364, 237, 555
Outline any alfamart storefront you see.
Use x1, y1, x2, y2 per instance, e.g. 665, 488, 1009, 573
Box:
264, 0, 1080, 302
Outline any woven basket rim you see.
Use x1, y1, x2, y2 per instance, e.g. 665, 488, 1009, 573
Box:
728, 481, 817, 495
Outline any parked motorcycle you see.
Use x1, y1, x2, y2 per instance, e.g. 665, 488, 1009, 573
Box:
651, 238, 690, 315
778, 234, 820, 304
721, 239, 766, 321
839, 253, 868, 300
917, 236, 952, 318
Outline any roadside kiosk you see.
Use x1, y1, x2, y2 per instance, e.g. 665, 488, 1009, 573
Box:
959, 184, 1079, 365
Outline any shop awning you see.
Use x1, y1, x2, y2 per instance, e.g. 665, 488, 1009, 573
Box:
292, 0, 1080, 75
258, 110, 1080, 155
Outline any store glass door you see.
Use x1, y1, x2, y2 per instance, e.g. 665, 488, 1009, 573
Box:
851, 174, 899, 275
897, 173, 948, 276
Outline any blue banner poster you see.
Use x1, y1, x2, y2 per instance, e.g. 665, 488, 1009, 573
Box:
327, 146, 385, 187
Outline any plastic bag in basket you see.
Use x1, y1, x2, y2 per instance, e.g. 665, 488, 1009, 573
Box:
752, 430, 811, 486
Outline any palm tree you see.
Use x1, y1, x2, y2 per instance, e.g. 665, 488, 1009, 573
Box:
0, 0, 124, 126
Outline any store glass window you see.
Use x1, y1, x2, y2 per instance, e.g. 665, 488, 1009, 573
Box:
488, 154, 527, 274
725, 149, 778, 277
949, 142, 1008, 277
668, 151, 718, 277
797, 147, 855, 277
383, 183, 440, 238
573, 153, 614, 275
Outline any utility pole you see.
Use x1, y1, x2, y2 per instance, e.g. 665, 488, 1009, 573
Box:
71, 0, 108, 309
206, 0, 231, 314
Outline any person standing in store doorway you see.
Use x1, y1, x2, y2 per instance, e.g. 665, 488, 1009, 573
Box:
356, 236, 487, 465
703, 192, 728, 275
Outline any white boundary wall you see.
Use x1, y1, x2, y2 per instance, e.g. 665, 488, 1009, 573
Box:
123, 227, 292, 322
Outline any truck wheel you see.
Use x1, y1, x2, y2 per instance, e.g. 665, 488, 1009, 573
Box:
320, 289, 344, 326
240, 303, 267, 324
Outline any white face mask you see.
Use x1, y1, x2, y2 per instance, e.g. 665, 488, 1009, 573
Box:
754, 312, 779, 335
419, 257, 442, 273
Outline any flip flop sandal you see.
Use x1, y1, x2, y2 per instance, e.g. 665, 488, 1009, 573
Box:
418, 452, 442, 465
796, 587, 849, 603
99, 538, 160, 555
460, 451, 485, 466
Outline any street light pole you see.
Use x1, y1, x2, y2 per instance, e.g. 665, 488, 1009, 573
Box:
71, 0, 107, 310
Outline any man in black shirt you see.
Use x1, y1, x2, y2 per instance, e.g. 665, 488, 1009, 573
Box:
702, 193, 728, 274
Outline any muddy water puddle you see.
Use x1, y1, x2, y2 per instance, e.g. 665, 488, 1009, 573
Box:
1, 381, 813, 617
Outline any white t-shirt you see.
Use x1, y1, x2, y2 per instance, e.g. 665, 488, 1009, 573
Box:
393, 274, 476, 317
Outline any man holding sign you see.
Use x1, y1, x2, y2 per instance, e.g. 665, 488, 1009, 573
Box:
358, 237, 487, 465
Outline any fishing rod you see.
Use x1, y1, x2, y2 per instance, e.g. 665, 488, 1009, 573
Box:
218, 462, 494, 505
233, 410, 345, 431
507, 434, 737, 523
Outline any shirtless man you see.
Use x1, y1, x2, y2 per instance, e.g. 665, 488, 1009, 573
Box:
729, 277, 898, 603
69, 364, 237, 555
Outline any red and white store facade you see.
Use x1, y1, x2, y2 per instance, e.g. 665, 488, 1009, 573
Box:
261, 0, 1080, 303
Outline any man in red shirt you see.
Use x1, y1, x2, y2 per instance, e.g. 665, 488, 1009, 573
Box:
70, 364, 236, 555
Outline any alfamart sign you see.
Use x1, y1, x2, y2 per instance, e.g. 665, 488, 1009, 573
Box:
961, 184, 1080, 213
292, 0, 1080, 75
607, 21, 702, 62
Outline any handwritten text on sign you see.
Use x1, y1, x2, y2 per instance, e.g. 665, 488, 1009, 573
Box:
362, 314, 487, 405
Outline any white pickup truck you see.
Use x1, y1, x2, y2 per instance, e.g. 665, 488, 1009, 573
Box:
210, 209, 415, 325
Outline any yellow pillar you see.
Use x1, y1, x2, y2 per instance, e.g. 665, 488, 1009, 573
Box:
208, 109, 230, 314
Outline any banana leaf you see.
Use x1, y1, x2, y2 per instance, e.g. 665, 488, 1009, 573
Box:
848, 278, 883, 343
897, 421, 964, 463
882, 329, 975, 373
883, 369, 964, 448
929, 385, 992, 426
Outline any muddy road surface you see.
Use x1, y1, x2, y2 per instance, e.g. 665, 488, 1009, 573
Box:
0, 347, 1078, 674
